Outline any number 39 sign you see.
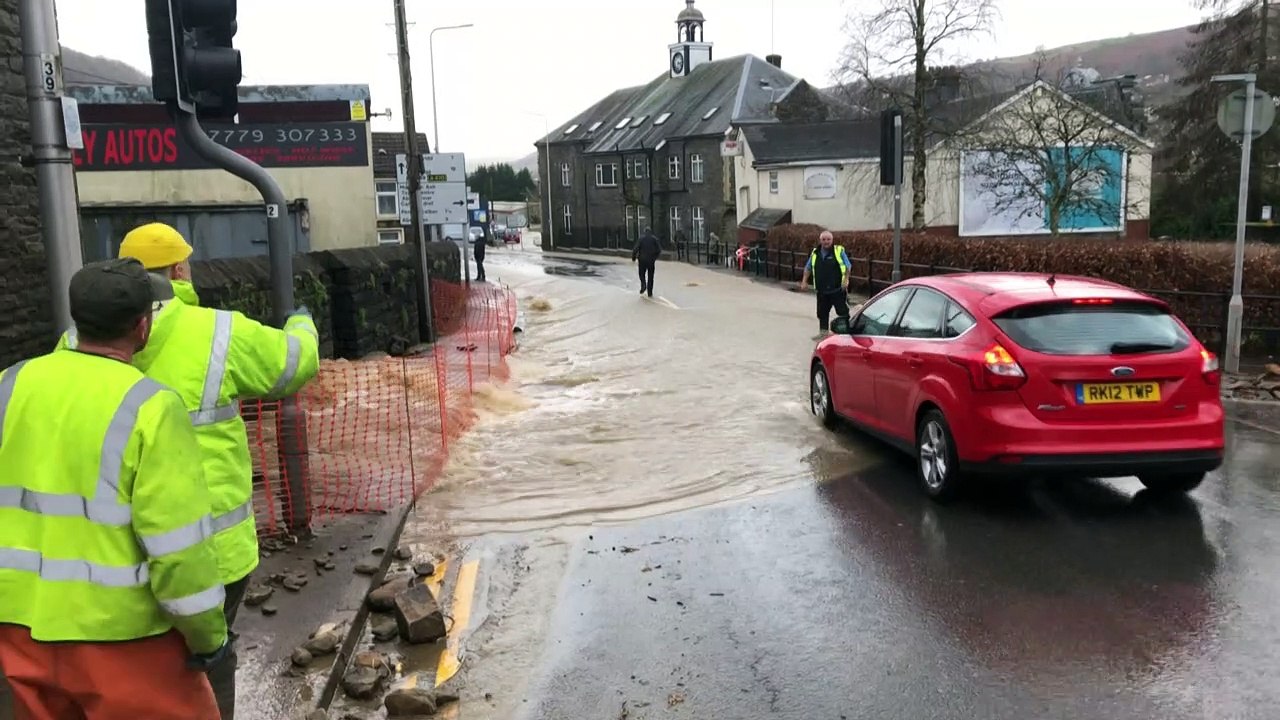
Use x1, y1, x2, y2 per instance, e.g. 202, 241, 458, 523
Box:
40, 53, 60, 95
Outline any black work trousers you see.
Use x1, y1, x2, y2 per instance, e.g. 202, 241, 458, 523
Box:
816, 289, 850, 331
209, 575, 251, 719
475, 254, 486, 282
638, 260, 656, 296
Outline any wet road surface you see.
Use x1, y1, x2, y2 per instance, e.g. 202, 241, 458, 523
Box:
401, 242, 1280, 719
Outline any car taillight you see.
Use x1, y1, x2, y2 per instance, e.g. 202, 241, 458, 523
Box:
958, 343, 1026, 391
1200, 348, 1221, 385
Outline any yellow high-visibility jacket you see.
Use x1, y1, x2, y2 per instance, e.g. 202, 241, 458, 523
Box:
0, 350, 228, 654
59, 280, 320, 584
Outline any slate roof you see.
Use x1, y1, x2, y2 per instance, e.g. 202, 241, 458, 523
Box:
539, 55, 801, 155
743, 120, 883, 165
372, 132, 429, 178
739, 207, 792, 232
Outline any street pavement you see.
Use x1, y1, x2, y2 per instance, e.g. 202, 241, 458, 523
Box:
402, 242, 1280, 720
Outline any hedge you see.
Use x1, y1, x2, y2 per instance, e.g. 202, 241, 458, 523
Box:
761, 224, 1280, 351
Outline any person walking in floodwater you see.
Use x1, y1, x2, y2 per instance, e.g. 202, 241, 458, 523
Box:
632, 226, 662, 298
798, 230, 851, 336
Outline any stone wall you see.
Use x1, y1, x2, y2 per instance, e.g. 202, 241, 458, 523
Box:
0, 0, 53, 369
191, 241, 460, 360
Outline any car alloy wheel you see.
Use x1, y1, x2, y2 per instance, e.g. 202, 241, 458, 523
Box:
919, 420, 949, 490
811, 365, 837, 428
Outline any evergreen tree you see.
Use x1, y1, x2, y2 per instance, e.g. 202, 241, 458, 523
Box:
1155, 1, 1274, 237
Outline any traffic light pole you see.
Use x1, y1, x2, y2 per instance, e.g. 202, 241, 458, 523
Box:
19, 0, 83, 333
393, 0, 436, 343
175, 111, 312, 533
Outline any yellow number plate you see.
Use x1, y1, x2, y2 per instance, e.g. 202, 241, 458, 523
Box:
1077, 382, 1161, 405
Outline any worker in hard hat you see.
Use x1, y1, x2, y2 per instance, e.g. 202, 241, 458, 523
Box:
56, 223, 320, 719
1, 258, 228, 719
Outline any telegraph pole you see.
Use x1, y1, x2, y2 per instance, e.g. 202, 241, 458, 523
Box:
393, 0, 435, 342
19, 0, 83, 332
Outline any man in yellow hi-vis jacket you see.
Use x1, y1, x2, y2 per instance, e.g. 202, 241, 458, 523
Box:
57, 223, 320, 718
0, 259, 228, 719
799, 230, 852, 336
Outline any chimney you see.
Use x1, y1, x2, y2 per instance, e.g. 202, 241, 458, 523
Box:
766, 54, 782, 69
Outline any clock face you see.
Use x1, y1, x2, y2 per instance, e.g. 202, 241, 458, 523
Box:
671, 51, 685, 75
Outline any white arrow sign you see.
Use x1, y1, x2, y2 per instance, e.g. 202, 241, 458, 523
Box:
421, 181, 468, 224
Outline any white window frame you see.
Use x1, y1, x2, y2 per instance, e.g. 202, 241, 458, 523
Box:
596, 162, 619, 187
625, 206, 637, 242
560, 162, 571, 187
375, 180, 399, 219
692, 206, 705, 243
668, 154, 681, 180
769, 171, 779, 194
669, 205, 681, 240
377, 228, 404, 245
690, 154, 705, 184
562, 205, 572, 235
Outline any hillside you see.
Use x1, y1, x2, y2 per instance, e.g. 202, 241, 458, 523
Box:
62, 47, 149, 85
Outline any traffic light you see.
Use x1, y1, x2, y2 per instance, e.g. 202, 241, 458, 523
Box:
879, 108, 903, 187
146, 0, 242, 119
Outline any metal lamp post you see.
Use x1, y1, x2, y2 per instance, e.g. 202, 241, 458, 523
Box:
428, 23, 474, 153
525, 111, 554, 249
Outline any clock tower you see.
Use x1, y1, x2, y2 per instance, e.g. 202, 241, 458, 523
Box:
669, 0, 712, 78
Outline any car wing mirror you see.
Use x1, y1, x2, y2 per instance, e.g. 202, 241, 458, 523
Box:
830, 316, 852, 335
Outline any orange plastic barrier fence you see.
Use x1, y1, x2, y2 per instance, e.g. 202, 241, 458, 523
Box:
245, 280, 517, 535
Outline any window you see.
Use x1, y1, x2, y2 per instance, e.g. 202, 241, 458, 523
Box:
629, 157, 646, 179
944, 302, 976, 338
614, 117, 631, 130
768, 171, 779, 194
637, 206, 649, 235
691, 206, 705, 243
852, 288, 911, 336
654, 112, 672, 125
626, 206, 637, 242
562, 205, 572, 235
690, 154, 705, 184
993, 300, 1191, 356
702, 106, 719, 120
668, 154, 681, 180
564, 123, 579, 134
595, 163, 618, 187
375, 181, 399, 218
376, 228, 404, 246
588, 121, 603, 132
669, 206, 681, 239
561, 162, 571, 187
893, 289, 948, 339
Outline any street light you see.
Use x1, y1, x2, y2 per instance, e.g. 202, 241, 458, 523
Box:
1211, 72, 1258, 373
525, 111, 554, 250
428, 23, 474, 153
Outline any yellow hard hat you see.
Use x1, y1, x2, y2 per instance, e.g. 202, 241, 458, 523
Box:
118, 222, 193, 270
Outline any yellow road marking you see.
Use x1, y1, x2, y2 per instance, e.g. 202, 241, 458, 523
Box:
435, 559, 479, 687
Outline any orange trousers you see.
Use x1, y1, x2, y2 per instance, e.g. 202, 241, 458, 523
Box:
0, 625, 219, 720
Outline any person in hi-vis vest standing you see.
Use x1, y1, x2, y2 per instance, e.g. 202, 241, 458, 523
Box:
0, 259, 229, 719
56, 223, 320, 719
798, 230, 852, 336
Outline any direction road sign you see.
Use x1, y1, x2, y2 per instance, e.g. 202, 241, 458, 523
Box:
421, 181, 468, 224
421, 153, 466, 183
395, 153, 409, 183
1217, 88, 1276, 141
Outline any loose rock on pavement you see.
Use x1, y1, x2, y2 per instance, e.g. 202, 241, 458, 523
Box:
394, 584, 447, 644
355, 562, 380, 576
384, 687, 438, 717
341, 650, 392, 699
371, 614, 399, 642
243, 584, 273, 607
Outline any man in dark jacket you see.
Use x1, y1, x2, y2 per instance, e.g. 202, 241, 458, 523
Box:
473, 230, 487, 282
798, 230, 852, 334
632, 227, 662, 297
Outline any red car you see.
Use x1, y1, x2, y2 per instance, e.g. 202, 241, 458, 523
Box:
809, 272, 1225, 500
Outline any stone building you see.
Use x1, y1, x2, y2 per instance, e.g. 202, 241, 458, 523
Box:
534, 0, 843, 251
0, 0, 52, 367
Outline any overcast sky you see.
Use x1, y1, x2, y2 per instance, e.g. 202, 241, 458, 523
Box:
56, 0, 1208, 164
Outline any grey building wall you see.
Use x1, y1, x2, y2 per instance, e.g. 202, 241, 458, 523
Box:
0, 1, 53, 368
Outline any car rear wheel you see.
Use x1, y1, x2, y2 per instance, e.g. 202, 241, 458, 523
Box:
1137, 472, 1206, 494
811, 364, 838, 429
917, 409, 963, 501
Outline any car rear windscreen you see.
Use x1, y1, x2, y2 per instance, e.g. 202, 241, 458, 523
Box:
993, 300, 1192, 356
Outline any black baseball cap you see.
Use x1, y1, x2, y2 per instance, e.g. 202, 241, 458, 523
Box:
69, 258, 173, 340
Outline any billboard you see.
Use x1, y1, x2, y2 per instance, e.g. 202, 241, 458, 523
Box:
72, 122, 369, 171
959, 147, 1125, 236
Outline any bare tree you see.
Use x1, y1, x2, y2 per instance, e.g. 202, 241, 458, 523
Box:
838, 0, 999, 230
958, 69, 1147, 235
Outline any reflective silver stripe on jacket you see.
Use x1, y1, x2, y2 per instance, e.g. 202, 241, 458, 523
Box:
0, 360, 28, 448
0, 376, 166, 526
139, 514, 215, 557
188, 310, 239, 427
0, 547, 148, 587
190, 400, 240, 427
159, 583, 225, 617
269, 335, 302, 396
210, 500, 253, 534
